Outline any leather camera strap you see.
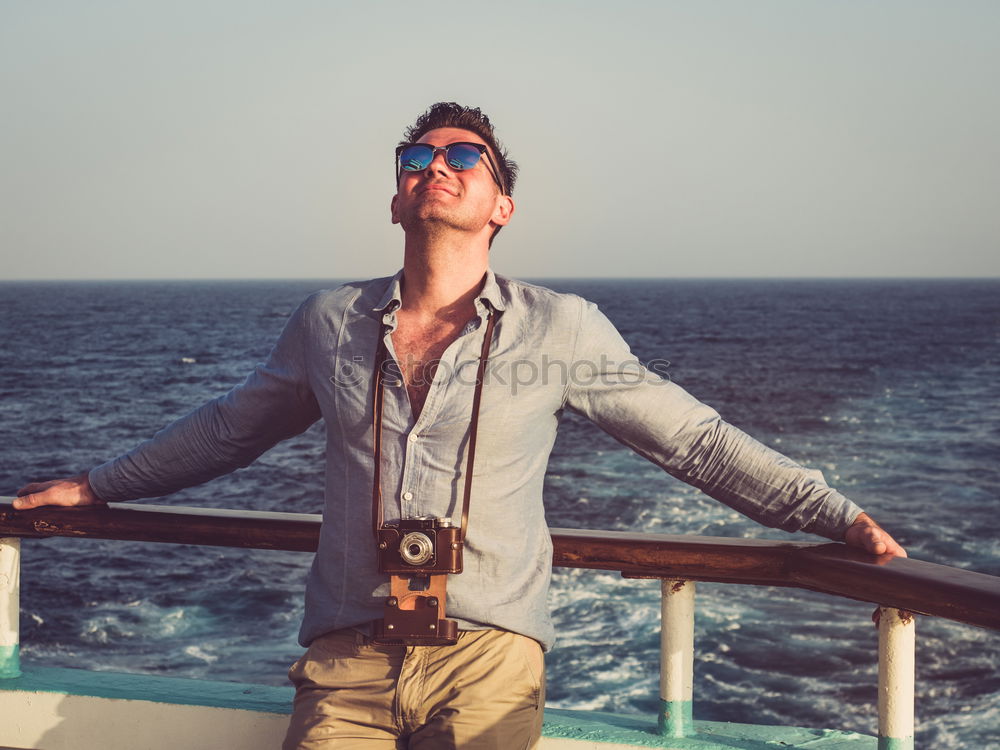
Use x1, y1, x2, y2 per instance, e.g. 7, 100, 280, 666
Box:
371, 310, 497, 542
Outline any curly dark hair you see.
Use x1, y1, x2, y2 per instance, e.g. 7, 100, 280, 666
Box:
399, 102, 518, 196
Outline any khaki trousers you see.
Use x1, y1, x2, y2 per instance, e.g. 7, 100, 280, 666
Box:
282, 628, 545, 749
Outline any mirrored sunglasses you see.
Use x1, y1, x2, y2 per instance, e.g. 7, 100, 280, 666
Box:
395, 142, 505, 193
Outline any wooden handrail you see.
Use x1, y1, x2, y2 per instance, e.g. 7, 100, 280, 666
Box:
2, 500, 998, 631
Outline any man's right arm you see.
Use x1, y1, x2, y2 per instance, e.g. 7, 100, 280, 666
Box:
15, 297, 323, 509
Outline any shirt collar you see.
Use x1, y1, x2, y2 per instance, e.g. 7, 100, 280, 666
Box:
478, 268, 506, 313
372, 268, 507, 314
372, 270, 404, 313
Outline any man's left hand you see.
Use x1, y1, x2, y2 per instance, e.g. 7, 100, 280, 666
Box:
844, 512, 907, 558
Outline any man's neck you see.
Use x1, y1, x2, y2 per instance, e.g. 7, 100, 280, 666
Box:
400, 234, 489, 320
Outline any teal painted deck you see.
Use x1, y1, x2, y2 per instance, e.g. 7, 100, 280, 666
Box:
4, 666, 292, 714
542, 708, 877, 748
2, 667, 879, 748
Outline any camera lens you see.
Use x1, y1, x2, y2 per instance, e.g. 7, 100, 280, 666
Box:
399, 531, 434, 566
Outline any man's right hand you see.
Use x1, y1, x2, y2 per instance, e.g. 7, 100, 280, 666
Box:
14, 472, 103, 509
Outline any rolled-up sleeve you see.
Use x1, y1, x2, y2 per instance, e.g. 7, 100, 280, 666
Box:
563, 300, 862, 540
89, 301, 321, 502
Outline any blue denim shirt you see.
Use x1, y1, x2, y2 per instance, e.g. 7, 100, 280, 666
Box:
90, 270, 862, 650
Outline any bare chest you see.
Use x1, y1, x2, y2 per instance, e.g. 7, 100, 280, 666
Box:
391, 319, 467, 419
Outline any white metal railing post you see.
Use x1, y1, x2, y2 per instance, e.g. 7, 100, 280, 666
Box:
659, 579, 694, 737
0, 537, 21, 678
877, 607, 915, 750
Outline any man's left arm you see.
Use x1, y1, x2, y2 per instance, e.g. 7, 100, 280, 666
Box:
562, 299, 906, 559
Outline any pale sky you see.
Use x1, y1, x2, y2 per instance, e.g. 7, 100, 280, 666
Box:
2, 1, 998, 280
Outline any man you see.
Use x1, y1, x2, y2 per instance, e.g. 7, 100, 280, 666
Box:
16, 102, 905, 749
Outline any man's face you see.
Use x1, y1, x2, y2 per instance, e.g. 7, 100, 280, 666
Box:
390, 127, 513, 240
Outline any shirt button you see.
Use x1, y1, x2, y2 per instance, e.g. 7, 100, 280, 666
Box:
402, 491, 413, 501
408, 433, 418, 443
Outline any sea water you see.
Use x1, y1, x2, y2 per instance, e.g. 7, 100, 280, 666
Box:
1, 278, 997, 746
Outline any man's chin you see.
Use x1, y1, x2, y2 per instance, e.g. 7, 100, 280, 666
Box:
400, 209, 473, 234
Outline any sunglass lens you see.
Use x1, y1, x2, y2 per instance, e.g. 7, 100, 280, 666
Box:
399, 144, 434, 172
446, 144, 483, 170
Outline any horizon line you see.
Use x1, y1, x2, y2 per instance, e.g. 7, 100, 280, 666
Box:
2, 274, 998, 283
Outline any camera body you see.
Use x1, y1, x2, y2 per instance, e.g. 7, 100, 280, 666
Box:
372, 517, 462, 646
377, 517, 462, 575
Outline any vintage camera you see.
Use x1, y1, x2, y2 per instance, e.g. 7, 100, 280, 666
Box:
372, 517, 462, 646
376, 517, 463, 575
